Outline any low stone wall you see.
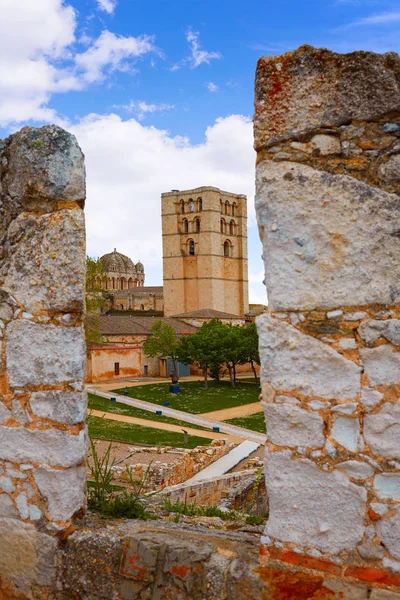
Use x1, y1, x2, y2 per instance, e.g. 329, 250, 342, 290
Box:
111, 440, 235, 491
10, 519, 400, 599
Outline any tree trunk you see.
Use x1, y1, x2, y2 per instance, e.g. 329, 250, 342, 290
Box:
203, 367, 208, 389
228, 364, 235, 388
233, 362, 237, 384
251, 359, 259, 384
172, 357, 179, 383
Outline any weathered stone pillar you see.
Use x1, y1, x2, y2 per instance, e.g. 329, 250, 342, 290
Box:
0, 126, 86, 593
255, 46, 400, 590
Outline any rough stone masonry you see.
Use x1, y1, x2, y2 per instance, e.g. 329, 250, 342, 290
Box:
0, 125, 86, 593
255, 45, 400, 592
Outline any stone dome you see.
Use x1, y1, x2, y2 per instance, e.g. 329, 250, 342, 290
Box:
136, 261, 144, 272
100, 249, 136, 273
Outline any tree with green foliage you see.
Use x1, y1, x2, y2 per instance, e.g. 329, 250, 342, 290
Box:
220, 323, 245, 388
177, 319, 226, 388
144, 320, 180, 382
85, 256, 106, 344
239, 322, 260, 384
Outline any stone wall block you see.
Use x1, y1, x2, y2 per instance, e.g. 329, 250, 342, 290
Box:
0, 426, 87, 468
360, 345, 400, 387
256, 160, 400, 311
2, 125, 85, 205
30, 390, 87, 424
6, 320, 86, 387
263, 403, 325, 448
364, 401, 400, 459
3, 209, 85, 313
254, 45, 400, 149
258, 313, 361, 400
265, 451, 367, 553
33, 466, 86, 520
0, 518, 57, 586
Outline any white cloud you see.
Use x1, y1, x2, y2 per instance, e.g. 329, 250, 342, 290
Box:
69, 113, 262, 296
0, 0, 158, 125
186, 28, 221, 68
75, 30, 156, 83
354, 11, 400, 25
207, 82, 219, 92
118, 101, 175, 120
97, 0, 118, 15
0, 0, 79, 125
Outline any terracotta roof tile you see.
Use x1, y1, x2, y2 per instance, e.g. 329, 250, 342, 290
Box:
172, 308, 243, 320
92, 315, 198, 336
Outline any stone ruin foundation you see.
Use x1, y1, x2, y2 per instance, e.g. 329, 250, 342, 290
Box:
2, 46, 400, 600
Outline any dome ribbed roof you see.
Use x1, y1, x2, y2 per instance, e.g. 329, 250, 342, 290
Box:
100, 249, 137, 273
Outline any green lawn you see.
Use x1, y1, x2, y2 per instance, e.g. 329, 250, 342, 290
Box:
224, 412, 266, 434
88, 416, 212, 448
112, 380, 259, 414
88, 393, 210, 431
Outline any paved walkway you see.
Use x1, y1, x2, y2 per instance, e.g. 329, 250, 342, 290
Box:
200, 402, 262, 421
186, 441, 261, 483
89, 409, 243, 443
87, 387, 267, 445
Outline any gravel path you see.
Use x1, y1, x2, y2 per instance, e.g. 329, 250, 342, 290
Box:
200, 402, 262, 421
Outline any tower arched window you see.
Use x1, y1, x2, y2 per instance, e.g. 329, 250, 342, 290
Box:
140, 304, 145, 311
220, 218, 226, 233
197, 198, 202, 212
232, 202, 236, 216
188, 239, 195, 256
189, 199, 195, 213
220, 199, 223, 213
180, 200, 185, 214
225, 201, 230, 215
182, 218, 189, 233
229, 220, 235, 235
195, 218, 200, 233
112, 277, 115, 289
224, 240, 232, 258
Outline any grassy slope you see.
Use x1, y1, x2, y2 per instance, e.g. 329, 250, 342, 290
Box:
88, 416, 212, 448
88, 393, 210, 431
113, 380, 259, 414
224, 412, 266, 434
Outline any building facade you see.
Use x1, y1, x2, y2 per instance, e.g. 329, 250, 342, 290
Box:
100, 249, 164, 312
162, 187, 249, 317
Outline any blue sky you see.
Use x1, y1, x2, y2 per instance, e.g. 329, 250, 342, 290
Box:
1, 0, 400, 304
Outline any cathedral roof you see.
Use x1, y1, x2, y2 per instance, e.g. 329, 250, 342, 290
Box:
100, 249, 137, 273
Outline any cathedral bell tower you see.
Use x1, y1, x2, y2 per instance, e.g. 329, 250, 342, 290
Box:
161, 187, 249, 317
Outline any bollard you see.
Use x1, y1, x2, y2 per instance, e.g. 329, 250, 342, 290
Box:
213, 426, 220, 432
123, 390, 129, 396
111, 397, 117, 402
156, 410, 162, 416
164, 401, 171, 407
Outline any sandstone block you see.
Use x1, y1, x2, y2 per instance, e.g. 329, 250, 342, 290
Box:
360, 345, 400, 386
6, 320, 85, 387
335, 460, 374, 480
360, 388, 383, 412
0, 426, 87, 467
374, 473, 400, 500
33, 466, 86, 520
254, 45, 400, 149
377, 507, 400, 560
30, 390, 87, 424
0, 518, 57, 585
256, 160, 400, 311
357, 539, 384, 561
331, 416, 364, 453
264, 451, 366, 553
0, 402, 11, 424
258, 314, 361, 400
379, 154, 400, 184
4, 209, 85, 313
364, 401, 400, 459
0, 494, 18, 518
263, 403, 325, 448
359, 319, 400, 345
2, 125, 85, 204
370, 590, 400, 600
